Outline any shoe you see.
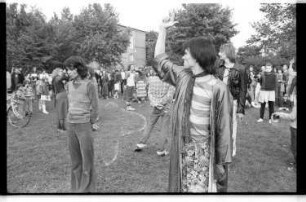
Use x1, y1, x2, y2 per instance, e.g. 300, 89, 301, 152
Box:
126, 106, 135, 111
57, 129, 65, 134
257, 118, 263, 123
134, 143, 147, 152
232, 149, 236, 157
42, 110, 49, 114
157, 150, 169, 156
269, 119, 272, 124
287, 166, 294, 171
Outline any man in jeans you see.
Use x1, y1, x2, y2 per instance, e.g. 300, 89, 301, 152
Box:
134, 71, 175, 156
64, 56, 99, 192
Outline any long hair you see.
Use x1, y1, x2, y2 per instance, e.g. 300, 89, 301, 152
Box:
64, 56, 88, 79
219, 43, 236, 63
183, 36, 217, 74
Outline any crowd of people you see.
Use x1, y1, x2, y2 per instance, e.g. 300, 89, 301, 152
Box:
6, 17, 297, 193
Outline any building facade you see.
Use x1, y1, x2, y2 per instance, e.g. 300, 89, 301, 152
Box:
118, 25, 146, 69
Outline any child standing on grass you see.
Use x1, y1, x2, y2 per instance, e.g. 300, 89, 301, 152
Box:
38, 71, 51, 114
135, 71, 147, 103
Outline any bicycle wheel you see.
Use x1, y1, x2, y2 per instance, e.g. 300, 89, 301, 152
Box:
7, 105, 32, 128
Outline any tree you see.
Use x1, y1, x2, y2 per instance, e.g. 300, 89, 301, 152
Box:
47, 7, 79, 68
7, 3, 131, 72
247, 3, 296, 61
145, 31, 158, 66
165, 3, 238, 65
6, 3, 54, 72
73, 3, 130, 68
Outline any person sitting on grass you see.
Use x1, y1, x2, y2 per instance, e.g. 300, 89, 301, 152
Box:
272, 79, 296, 171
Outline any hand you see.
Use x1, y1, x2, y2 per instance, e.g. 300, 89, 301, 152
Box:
92, 123, 99, 131
237, 113, 244, 121
216, 164, 226, 181
290, 57, 295, 64
155, 104, 164, 110
160, 14, 178, 29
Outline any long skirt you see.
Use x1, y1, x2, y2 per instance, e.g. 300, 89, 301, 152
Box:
181, 138, 211, 192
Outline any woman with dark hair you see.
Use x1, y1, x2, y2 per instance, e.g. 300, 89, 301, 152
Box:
64, 56, 99, 192
153, 17, 233, 192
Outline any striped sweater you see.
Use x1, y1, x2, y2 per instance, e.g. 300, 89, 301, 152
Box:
189, 75, 217, 141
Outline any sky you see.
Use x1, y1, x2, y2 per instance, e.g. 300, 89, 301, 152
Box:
6, 0, 297, 49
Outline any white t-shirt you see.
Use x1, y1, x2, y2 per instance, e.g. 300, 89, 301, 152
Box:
126, 72, 135, 87
121, 71, 126, 80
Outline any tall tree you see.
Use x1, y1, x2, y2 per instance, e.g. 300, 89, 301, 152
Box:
73, 3, 130, 68
165, 3, 238, 65
247, 3, 296, 60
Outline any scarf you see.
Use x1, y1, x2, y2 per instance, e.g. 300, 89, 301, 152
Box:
182, 70, 208, 143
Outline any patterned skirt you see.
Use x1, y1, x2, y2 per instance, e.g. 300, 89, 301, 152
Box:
181, 138, 210, 192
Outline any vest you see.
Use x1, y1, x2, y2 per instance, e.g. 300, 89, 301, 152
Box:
67, 79, 91, 123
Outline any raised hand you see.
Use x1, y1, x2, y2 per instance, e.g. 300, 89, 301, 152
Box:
161, 14, 178, 29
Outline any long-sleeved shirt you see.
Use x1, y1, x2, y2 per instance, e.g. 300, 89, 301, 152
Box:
67, 78, 99, 124
147, 75, 175, 111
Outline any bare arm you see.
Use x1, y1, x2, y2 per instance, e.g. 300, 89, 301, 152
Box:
153, 17, 182, 86
154, 26, 167, 58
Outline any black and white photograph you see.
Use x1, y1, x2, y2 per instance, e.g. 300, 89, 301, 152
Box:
3, 0, 301, 197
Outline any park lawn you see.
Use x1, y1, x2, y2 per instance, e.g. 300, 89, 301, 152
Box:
7, 98, 296, 193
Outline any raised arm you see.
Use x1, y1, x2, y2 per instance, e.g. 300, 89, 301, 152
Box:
153, 17, 182, 86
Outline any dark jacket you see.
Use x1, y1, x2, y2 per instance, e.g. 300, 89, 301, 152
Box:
216, 63, 248, 114
11, 72, 24, 91
154, 53, 233, 192
259, 72, 277, 91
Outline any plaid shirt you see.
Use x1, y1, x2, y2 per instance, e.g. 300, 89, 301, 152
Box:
147, 76, 175, 110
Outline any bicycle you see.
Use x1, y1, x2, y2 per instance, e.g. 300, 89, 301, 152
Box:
7, 91, 32, 128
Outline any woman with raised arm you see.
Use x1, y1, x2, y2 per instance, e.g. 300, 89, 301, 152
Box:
152, 17, 233, 192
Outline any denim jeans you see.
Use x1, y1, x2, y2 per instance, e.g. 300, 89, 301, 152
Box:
140, 107, 170, 151
67, 122, 96, 192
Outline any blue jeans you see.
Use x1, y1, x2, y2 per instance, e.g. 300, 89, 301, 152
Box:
67, 122, 96, 192
140, 107, 170, 151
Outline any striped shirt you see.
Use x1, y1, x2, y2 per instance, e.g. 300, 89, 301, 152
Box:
189, 75, 217, 142
136, 80, 147, 98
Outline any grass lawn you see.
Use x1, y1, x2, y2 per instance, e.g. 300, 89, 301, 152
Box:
7, 98, 296, 193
